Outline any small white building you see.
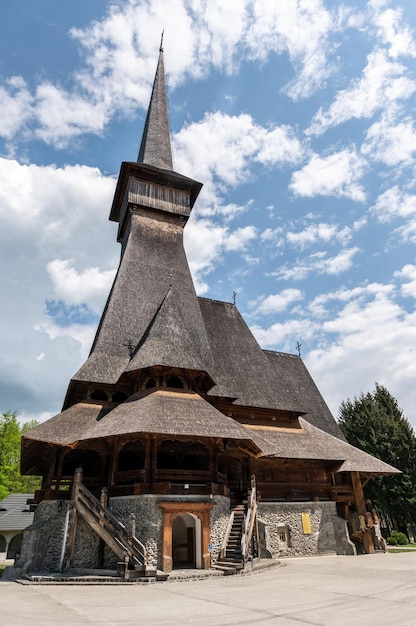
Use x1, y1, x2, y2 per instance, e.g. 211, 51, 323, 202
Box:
0, 494, 34, 562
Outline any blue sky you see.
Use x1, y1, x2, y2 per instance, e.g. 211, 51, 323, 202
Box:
1, 0, 416, 426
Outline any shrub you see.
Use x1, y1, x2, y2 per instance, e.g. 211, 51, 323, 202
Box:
387, 530, 409, 546
397, 532, 409, 545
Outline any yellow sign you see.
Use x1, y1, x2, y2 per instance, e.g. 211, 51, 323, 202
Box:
302, 513, 311, 534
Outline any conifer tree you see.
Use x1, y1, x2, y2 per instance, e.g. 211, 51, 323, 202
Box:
339, 384, 416, 530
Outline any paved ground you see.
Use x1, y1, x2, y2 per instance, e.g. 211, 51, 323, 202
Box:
2, 553, 416, 625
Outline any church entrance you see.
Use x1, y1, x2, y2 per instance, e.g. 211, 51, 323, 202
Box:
172, 513, 201, 568
158, 501, 215, 572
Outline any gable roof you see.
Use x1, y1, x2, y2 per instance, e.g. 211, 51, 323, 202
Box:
0, 494, 34, 532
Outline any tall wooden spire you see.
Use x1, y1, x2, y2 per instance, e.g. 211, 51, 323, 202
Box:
137, 40, 173, 170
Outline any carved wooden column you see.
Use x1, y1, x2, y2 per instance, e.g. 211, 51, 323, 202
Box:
351, 471, 375, 554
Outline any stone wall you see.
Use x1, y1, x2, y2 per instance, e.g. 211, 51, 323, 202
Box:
15, 494, 231, 573
14, 500, 71, 574
258, 501, 355, 557
15, 497, 355, 574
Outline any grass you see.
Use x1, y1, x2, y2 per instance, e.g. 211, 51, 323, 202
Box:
387, 542, 416, 553
0, 565, 5, 578
387, 548, 416, 553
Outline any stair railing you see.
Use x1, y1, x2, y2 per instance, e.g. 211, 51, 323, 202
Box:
220, 509, 235, 559
241, 474, 257, 563
70, 468, 146, 567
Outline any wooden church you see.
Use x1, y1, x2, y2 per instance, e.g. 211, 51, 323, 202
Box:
18, 45, 398, 579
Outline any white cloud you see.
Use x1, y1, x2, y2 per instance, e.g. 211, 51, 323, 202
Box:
307, 49, 415, 136
0, 77, 33, 140
305, 282, 416, 420
289, 148, 366, 201
0, 0, 340, 148
250, 276, 416, 421
251, 318, 317, 353
395, 264, 416, 299
286, 222, 355, 249
273, 247, 359, 281
371, 186, 416, 223
184, 218, 257, 293
173, 111, 303, 193
245, 0, 335, 100
260, 227, 284, 244
35, 83, 108, 146
0, 158, 118, 417
362, 112, 416, 167
224, 226, 257, 251
46, 259, 116, 313
251, 289, 304, 316
372, 5, 416, 59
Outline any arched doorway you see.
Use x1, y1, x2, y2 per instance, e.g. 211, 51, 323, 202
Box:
158, 501, 215, 572
172, 513, 202, 569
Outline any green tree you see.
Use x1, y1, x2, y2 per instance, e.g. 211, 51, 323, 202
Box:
338, 384, 416, 530
0, 411, 41, 501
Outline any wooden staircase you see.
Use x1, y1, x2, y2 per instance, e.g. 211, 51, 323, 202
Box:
66, 468, 153, 579
214, 475, 258, 575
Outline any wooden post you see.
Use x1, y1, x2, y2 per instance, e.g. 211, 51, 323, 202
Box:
42, 452, 56, 490
129, 513, 136, 539
150, 438, 158, 485
97, 487, 108, 567
66, 468, 82, 569
209, 442, 218, 485
144, 438, 151, 484
109, 438, 121, 486
351, 471, 374, 554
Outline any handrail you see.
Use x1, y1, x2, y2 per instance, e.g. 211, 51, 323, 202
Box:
220, 510, 235, 559
71, 468, 146, 566
241, 474, 257, 563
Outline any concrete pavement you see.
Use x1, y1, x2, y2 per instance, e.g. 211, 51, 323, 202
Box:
2, 553, 416, 625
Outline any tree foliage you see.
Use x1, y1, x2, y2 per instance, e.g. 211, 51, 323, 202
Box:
0, 411, 41, 501
338, 384, 416, 528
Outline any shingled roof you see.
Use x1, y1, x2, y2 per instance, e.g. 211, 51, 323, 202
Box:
199, 298, 344, 439
0, 494, 34, 532
125, 287, 213, 380
137, 44, 173, 170
247, 418, 400, 474
23, 402, 110, 446
69, 214, 214, 392
78, 389, 260, 455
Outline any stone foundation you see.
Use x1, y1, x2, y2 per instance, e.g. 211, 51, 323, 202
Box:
14, 497, 354, 575
15, 494, 231, 574
258, 501, 355, 557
